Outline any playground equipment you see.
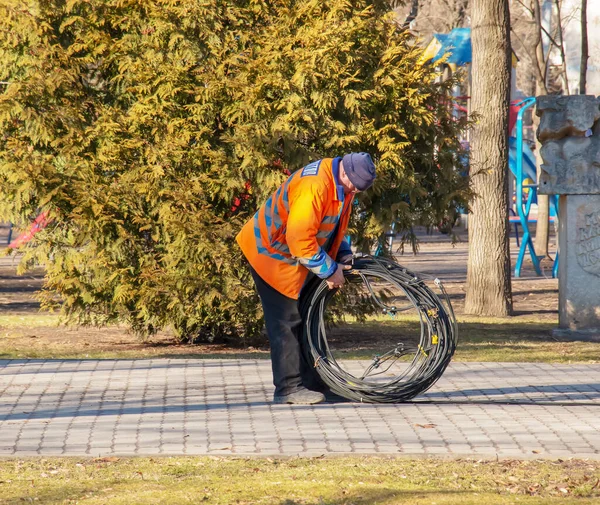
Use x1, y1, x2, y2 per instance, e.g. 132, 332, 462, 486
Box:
509, 97, 559, 278
423, 29, 560, 278
422, 27, 471, 70
6, 212, 50, 249
1, 222, 13, 245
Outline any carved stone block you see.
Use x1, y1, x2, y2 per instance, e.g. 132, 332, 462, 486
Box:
539, 137, 600, 194
537, 95, 600, 195
558, 195, 600, 331
537, 95, 600, 142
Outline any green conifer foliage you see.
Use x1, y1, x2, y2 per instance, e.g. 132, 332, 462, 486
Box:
0, 0, 468, 342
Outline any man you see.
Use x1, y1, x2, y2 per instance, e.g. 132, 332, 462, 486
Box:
237, 153, 376, 404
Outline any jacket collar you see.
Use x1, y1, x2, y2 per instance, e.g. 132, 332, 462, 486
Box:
331, 157, 344, 202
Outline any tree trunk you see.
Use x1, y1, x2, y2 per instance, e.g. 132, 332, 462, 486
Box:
554, 0, 569, 94
534, 80, 549, 259
533, 85, 549, 260
580, 0, 588, 94
465, 0, 512, 316
534, 166, 550, 257
532, 0, 548, 93
534, 0, 569, 260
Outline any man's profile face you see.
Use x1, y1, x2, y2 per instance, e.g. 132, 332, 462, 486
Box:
339, 161, 360, 195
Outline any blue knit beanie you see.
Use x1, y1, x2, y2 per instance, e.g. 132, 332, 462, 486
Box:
342, 153, 376, 191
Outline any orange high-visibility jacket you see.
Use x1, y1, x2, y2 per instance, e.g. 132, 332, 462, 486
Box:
237, 157, 353, 299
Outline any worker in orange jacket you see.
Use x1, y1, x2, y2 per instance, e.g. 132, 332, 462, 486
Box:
237, 153, 376, 404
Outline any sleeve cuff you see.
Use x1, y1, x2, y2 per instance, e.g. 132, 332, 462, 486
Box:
317, 260, 338, 279
298, 251, 337, 279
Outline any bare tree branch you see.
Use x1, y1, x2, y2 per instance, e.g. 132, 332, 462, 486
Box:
532, 0, 549, 93
513, 13, 568, 50
581, 0, 588, 93
510, 26, 546, 84
540, 25, 561, 49
554, 0, 569, 94
515, 0, 534, 17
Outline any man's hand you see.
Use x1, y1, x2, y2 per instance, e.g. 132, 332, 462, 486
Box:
326, 263, 352, 290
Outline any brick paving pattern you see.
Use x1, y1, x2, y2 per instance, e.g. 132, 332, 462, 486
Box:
1, 359, 599, 459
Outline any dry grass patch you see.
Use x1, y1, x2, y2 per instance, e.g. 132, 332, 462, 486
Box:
1, 314, 598, 363
0, 456, 599, 505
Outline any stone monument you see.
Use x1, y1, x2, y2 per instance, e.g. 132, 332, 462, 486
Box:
537, 95, 600, 340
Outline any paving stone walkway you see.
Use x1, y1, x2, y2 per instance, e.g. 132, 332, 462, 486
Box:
1, 359, 599, 459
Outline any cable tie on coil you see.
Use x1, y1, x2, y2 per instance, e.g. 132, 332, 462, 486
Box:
314, 356, 323, 368
372, 355, 381, 368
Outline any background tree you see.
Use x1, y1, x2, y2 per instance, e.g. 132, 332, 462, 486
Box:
511, 0, 574, 258
0, 0, 468, 343
529, 0, 552, 259
397, 0, 470, 37
580, 0, 588, 93
464, 0, 513, 316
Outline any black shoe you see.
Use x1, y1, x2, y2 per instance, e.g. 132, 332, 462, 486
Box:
273, 388, 325, 405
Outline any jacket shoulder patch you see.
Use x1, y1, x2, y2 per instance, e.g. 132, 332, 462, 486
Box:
301, 160, 321, 177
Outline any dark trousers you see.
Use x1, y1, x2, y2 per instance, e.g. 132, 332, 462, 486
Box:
249, 267, 325, 396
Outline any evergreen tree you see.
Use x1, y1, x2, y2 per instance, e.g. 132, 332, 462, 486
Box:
0, 0, 468, 342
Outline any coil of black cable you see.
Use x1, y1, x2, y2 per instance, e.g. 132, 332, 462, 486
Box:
299, 255, 458, 403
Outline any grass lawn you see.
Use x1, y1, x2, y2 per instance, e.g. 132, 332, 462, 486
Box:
1, 456, 599, 505
0, 313, 598, 363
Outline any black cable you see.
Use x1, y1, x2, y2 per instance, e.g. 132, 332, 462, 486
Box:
299, 255, 458, 403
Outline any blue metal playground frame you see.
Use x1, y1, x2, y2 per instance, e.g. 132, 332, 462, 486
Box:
510, 97, 559, 278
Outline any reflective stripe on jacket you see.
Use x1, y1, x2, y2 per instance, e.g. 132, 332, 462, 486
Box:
237, 157, 353, 299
